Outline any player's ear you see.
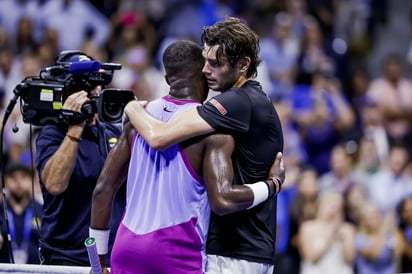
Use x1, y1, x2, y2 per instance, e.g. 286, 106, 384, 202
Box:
238, 57, 250, 73
164, 75, 170, 85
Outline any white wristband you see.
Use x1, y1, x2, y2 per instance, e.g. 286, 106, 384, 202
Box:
89, 228, 110, 255
244, 181, 269, 209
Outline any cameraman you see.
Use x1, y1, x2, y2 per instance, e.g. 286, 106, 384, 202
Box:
35, 52, 125, 266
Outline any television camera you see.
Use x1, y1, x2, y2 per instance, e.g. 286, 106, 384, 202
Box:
11, 51, 134, 126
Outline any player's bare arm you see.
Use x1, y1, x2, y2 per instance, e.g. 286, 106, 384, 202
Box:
203, 134, 284, 215
90, 122, 133, 229
89, 122, 134, 270
125, 101, 213, 150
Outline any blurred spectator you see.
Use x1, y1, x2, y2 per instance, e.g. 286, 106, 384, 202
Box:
405, 7, 412, 72
110, 11, 166, 100
305, 0, 336, 42
356, 96, 389, 164
352, 135, 383, 187
319, 143, 358, 195
334, 0, 373, 67
0, 0, 45, 44
347, 67, 371, 128
343, 183, 368, 226
355, 201, 403, 274
367, 143, 412, 215
291, 71, 355, 175
4, 51, 42, 163
0, 48, 22, 104
159, 0, 232, 42
37, 39, 59, 68
0, 26, 9, 50
37, 27, 60, 66
109, 10, 157, 57
272, 103, 305, 274
0, 161, 43, 264
14, 17, 37, 56
40, 0, 111, 52
298, 191, 355, 274
80, 31, 108, 62
275, 190, 293, 274
272, 95, 306, 189
398, 195, 412, 272
273, 94, 306, 272
285, 0, 311, 41
295, 16, 334, 85
0, 47, 29, 161
366, 53, 412, 157
260, 12, 300, 98
287, 167, 320, 274
88, 0, 119, 18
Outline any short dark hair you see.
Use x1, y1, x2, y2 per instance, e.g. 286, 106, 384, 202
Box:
162, 40, 204, 79
201, 17, 262, 78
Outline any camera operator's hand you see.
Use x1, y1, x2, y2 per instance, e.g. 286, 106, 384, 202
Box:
62, 90, 91, 128
63, 91, 89, 113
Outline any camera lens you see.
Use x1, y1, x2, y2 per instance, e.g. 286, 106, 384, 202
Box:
98, 89, 134, 123
103, 96, 122, 120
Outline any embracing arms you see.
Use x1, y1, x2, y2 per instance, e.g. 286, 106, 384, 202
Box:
203, 133, 285, 215
124, 101, 213, 150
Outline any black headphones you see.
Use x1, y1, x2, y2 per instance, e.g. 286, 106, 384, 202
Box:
54, 50, 94, 65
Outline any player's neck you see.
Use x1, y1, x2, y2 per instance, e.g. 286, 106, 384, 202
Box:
168, 87, 201, 102
234, 75, 252, 88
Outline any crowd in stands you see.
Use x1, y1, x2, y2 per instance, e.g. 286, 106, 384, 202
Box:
1, 0, 412, 273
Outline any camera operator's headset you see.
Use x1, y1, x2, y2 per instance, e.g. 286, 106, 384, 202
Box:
54, 50, 99, 125
55, 50, 95, 66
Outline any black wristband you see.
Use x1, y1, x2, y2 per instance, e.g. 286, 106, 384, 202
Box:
264, 180, 275, 198
272, 177, 282, 195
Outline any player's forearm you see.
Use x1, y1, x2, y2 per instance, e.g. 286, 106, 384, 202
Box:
208, 185, 255, 215
90, 167, 125, 230
210, 182, 277, 215
213, 153, 284, 215
90, 183, 114, 230
91, 137, 129, 229
125, 101, 213, 150
208, 175, 281, 216
125, 101, 173, 150
89, 157, 127, 259
91, 172, 127, 228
